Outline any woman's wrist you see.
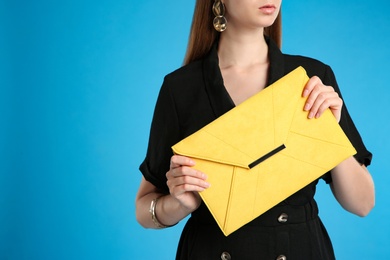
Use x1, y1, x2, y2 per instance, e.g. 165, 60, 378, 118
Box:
152, 194, 194, 227
149, 195, 177, 228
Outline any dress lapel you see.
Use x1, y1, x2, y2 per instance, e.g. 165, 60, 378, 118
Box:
202, 37, 286, 119
267, 38, 285, 85
202, 43, 235, 119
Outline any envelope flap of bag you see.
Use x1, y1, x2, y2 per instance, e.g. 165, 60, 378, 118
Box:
172, 130, 252, 169
172, 66, 309, 169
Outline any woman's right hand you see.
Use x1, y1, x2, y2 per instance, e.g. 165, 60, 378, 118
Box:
166, 155, 210, 212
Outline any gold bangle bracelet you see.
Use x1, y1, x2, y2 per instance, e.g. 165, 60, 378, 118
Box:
149, 196, 175, 228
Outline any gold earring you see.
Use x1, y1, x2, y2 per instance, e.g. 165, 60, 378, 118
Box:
212, 0, 227, 32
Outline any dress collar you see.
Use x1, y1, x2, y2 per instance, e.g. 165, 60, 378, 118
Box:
202, 37, 285, 118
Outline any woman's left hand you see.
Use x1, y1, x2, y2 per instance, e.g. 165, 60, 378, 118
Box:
302, 76, 343, 122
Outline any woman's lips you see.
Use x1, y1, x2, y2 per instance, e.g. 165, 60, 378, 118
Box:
259, 5, 277, 14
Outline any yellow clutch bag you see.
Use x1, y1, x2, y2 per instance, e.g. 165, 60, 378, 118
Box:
172, 66, 356, 236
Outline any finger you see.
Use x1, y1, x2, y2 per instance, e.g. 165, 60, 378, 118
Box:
170, 183, 208, 195
304, 85, 334, 115
168, 175, 210, 192
315, 97, 343, 122
167, 173, 210, 196
303, 78, 326, 112
302, 76, 321, 98
307, 88, 339, 118
170, 155, 195, 169
306, 88, 333, 118
313, 96, 342, 119
167, 165, 207, 180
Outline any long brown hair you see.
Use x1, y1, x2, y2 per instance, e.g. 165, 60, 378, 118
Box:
183, 0, 282, 65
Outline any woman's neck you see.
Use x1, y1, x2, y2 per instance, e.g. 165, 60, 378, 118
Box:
217, 28, 268, 70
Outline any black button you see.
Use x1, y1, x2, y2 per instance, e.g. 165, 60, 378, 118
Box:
221, 251, 231, 260
278, 213, 288, 223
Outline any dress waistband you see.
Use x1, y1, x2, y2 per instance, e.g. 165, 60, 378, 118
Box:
190, 199, 319, 227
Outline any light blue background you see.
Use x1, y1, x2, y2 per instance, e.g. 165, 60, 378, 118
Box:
1, 0, 389, 259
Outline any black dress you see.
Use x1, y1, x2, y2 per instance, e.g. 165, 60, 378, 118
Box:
139, 38, 372, 260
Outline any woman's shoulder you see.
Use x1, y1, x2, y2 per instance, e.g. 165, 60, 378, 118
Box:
164, 59, 204, 83
158, 58, 207, 98
282, 53, 332, 79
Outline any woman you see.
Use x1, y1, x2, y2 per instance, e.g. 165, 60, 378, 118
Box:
136, 0, 375, 259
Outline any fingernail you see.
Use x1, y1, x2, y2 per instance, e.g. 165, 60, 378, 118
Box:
205, 182, 211, 188
315, 113, 320, 119
303, 89, 309, 97
308, 112, 314, 119
304, 103, 311, 111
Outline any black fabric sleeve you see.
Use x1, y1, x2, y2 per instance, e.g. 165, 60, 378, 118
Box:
321, 66, 373, 183
139, 76, 181, 193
